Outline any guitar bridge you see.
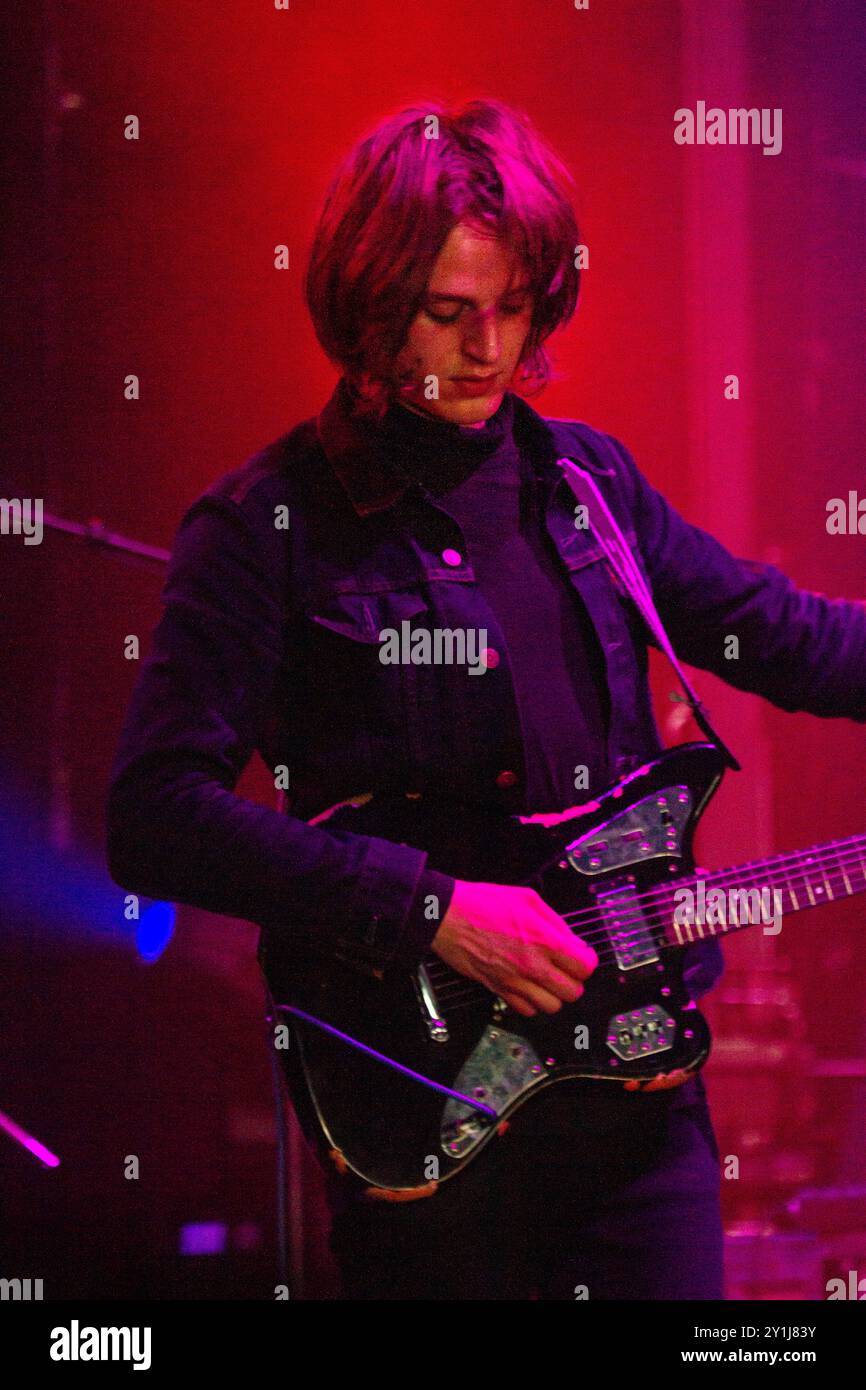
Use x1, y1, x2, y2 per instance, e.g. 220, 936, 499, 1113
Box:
413, 963, 449, 1043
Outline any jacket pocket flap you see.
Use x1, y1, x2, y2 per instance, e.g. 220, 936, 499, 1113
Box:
559, 528, 639, 574
307, 590, 428, 644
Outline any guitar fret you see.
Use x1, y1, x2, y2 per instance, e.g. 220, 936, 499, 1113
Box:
803, 866, 816, 907
579, 834, 866, 961
841, 862, 854, 895
671, 838, 866, 943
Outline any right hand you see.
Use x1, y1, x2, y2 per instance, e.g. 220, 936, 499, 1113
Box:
430, 879, 598, 1018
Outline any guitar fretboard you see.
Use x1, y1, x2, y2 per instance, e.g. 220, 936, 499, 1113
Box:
662, 832, 866, 946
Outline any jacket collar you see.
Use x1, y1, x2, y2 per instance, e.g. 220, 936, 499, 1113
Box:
315, 376, 566, 517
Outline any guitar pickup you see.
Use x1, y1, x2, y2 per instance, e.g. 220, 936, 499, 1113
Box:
595, 884, 660, 971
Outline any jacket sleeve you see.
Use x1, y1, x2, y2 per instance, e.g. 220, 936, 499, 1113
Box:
105, 489, 454, 973
606, 433, 866, 720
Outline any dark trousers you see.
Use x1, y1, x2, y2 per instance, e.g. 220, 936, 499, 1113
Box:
327, 1077, 724, 1300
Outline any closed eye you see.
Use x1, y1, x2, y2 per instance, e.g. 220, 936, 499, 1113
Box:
424, 299, 531, 325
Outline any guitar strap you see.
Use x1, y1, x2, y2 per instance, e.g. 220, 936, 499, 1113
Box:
556, 455, 741, 772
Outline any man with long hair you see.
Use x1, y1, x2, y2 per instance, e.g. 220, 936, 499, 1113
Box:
107, 100, 866, 1299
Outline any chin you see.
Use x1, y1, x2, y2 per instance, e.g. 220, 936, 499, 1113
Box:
397, 384, 506, 427
440, 391, 505, 426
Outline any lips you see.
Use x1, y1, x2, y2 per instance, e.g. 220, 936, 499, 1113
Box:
452, 374, 499, 396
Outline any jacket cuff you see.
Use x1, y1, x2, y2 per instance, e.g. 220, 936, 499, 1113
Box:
390, 868, 456, 969
333, 836, 452, 975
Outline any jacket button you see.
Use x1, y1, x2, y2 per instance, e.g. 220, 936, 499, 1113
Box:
480, 646, 499, 669
442, 548, 462, 567
496, 770, 518, 788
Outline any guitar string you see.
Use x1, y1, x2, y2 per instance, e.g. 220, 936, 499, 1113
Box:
543, 838, 866, 934
561, 861, 866, 950
427, 844, 866, 962
425, 849, 866, 1004
560, 856, 866, 942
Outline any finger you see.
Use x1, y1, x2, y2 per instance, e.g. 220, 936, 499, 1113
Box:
530, 896, 595, 956
533, 967, 584, 1004
497, 990, 536, 1018
517, 895, 598, 977
548, 944, 598, 980
500, 976, 564, 1015
526, 902, 598, 973
474, 972, 540, 1019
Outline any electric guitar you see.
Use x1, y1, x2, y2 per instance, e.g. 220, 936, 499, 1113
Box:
260, 743, 866, 1193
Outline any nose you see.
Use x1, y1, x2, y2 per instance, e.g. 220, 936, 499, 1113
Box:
462, 309, 500, 366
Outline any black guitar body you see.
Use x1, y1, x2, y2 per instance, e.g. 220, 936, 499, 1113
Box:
260, 742, 726, 1191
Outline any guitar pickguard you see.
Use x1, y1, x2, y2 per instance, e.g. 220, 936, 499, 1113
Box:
441, 1025, 544, 1157
565, 785, 693, 874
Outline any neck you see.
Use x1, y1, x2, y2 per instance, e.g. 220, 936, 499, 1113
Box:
660, 832, 866, 947
394, 399, 492, 430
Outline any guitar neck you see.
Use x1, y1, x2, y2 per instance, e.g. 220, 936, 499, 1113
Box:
661, 832, 866, 947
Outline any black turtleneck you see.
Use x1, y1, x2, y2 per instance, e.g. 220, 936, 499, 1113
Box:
375, 392, 610, 812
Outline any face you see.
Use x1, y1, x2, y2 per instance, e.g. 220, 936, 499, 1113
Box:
392, 221, 534, 426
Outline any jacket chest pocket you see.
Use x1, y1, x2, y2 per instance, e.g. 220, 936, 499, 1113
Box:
293, 586, 433, 788
305, 587, 429, 644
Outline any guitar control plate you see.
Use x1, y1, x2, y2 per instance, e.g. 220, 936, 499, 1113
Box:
441, 1025, 544, 1158
566, 786, 693, 874
606, 1004, 674, 1060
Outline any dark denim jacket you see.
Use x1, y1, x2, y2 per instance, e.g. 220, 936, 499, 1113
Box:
106, 379, 866, 988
